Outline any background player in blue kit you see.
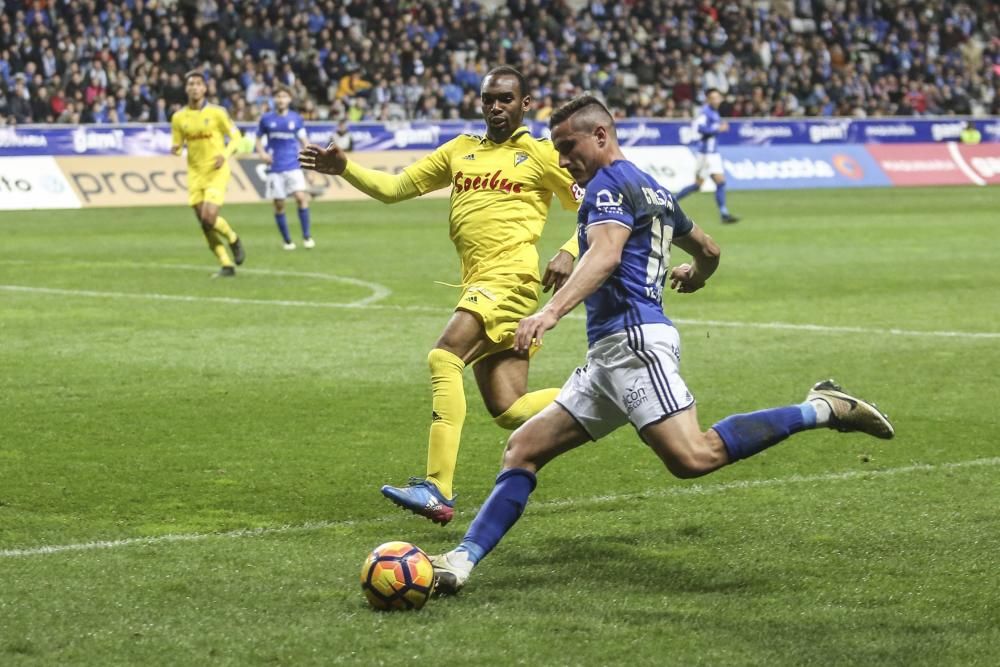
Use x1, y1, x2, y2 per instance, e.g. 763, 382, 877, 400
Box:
430, 96, 894, 594
255, 86, 315, 249
675, 88, 739, 224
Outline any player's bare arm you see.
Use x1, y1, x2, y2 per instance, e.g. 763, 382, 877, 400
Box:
515, 223, 630, 352
299, 143, 348, 175
669, 224, 721, 293
541, 249, 575, 293
255, 136, 273, 164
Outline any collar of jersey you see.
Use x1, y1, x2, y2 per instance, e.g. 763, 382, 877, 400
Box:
480, 126, 531, 145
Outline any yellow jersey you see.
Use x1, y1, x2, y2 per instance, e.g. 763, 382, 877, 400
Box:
170, 103, 242, 176
403, 127, 581, 284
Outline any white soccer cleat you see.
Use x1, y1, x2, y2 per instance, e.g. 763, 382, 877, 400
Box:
303, 238, 316, 249
283, 242, 296, 250
430, 551, 473, 595
807, 379, 895, 440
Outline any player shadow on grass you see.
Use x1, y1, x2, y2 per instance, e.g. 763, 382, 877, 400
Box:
484, 531, 774, 596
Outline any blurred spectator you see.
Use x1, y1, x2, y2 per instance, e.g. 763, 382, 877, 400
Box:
331, 120, 353, 152
9, 74, 31, 122
960, 120, 982, 144
0, 0, 997, 125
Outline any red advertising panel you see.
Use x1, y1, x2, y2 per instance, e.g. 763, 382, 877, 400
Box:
954, 143, 1000, 185
865, 144, 970, 186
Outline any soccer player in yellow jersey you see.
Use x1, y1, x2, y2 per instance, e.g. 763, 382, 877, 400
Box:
300, 66, 581, 525
170, 70, 246, 277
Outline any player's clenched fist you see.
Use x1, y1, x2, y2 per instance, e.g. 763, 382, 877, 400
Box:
299, 143, 348, 175
669, 263, 706, 293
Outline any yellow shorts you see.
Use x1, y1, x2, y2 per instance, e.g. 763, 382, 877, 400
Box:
187, 167, 229, 207
456, 274, 541, 362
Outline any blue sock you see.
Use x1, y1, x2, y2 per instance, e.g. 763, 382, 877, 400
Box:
458, 467, 537, 564
274, 212, 291, 243
712, 403, 817, 462
715, 181, 729, 215
298, 207, 312, 239
676, 183, 699, 200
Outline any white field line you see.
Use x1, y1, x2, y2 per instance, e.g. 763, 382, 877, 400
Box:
0, 261, 392, 307
3, 283, 999, 340
947, 142, 987, 187
2, 457, 998, 559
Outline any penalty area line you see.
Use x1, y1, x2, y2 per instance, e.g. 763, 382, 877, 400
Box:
2, 457, 998, 559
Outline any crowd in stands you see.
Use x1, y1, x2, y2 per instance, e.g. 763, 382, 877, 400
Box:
0, 0, 997, 126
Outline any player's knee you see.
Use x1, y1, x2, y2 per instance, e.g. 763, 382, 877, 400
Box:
501, 429, 535, 470
664, 456, 707, 479
427, 347, 464, 375
660, 437, 724, 479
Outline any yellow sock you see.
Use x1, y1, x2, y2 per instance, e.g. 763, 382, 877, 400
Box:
424, 348, 466, 499
493, 388, 560, 430
213, 216, 238, 244
203, 228, 233, 267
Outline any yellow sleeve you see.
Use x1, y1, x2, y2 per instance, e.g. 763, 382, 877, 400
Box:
402, 139, 461, 195
341, 161, 421, 204
539, 140, 582, 258
539, 141, 582, 212
217, 108, 242, 157
559, 233, 579, 259
170, 113, 183, 150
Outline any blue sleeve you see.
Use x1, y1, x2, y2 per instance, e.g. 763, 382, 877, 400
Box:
257, 115, 267, 136
583, 171, 634, 230
698, 108, 719, 136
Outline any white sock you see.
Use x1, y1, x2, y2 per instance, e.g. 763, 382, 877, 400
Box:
809, 398, 832, 426
448, 549, 476, 574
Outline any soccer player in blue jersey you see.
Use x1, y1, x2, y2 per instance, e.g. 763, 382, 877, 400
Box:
430, 96, 894, 593
675, 88, 739, 224
255, 86, 315, 249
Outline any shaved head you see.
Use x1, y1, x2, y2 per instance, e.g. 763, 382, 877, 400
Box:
549, 95, 624, 185
549, 95, 616, 140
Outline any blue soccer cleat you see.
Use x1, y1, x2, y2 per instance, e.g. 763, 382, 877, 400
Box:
381, 477, 455, 525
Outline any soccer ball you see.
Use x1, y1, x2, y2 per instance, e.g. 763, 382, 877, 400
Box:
360, 541, 434, 611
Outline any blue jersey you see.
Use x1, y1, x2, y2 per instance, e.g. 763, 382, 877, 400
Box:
577, 160, 694, 346
258, 110, 307, 173
692, 104, 721, 154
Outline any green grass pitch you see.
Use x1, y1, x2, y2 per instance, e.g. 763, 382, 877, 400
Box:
1, 186, 998, 665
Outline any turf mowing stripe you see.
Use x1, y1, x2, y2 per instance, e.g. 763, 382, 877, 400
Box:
3, 283, 999, 340
3, 457, 997, 559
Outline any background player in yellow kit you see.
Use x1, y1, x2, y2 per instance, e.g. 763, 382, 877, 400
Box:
300, 66, 580, 525
171, 70, 246, 277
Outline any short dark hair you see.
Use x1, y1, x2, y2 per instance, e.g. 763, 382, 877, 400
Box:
484, 65, 527, 98
705, 87, 721, 96
548, 94, 612, 130
274, 84, 293, 97
184, 69, 207, 83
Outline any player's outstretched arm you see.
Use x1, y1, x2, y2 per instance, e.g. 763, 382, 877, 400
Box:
299, 143, 348, 175
299, 144, 421, 204
515, 223, 629, 352
670, 224, 721, 293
